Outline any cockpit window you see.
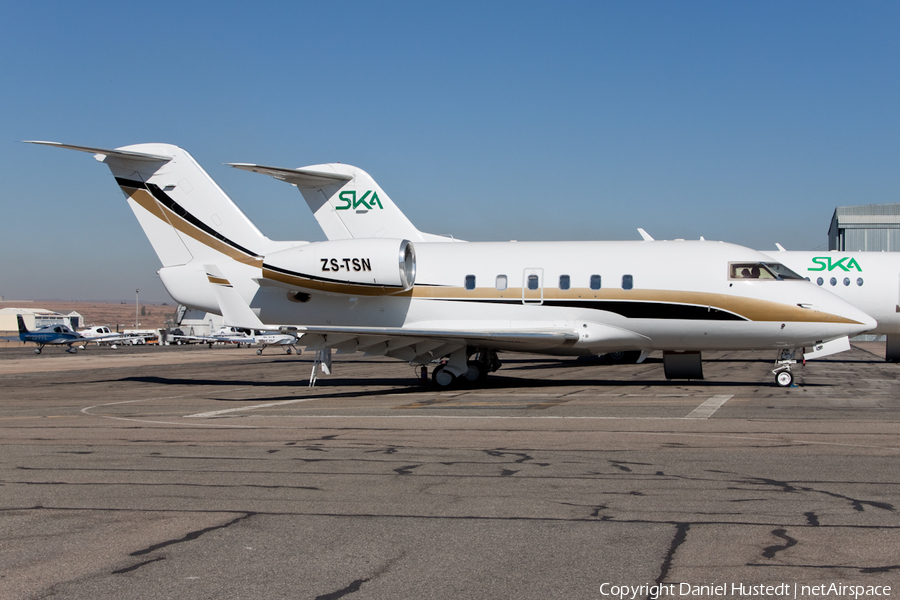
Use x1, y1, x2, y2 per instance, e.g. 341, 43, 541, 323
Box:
763, 262, 805, 280
730, 263, 774, 280
729, 262, 805, 281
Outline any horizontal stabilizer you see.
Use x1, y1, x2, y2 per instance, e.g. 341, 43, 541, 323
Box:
24, 141, 173, 162
228, 163, 352, 187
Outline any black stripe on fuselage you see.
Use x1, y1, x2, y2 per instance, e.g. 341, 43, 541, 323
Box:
116, 177, 261, 259
429, 298, 747, 321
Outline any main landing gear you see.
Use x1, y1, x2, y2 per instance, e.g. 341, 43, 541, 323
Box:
772, 349, 797, 387
432, 349, 501, 389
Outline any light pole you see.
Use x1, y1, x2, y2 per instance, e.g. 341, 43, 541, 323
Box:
135, 289, 140, 328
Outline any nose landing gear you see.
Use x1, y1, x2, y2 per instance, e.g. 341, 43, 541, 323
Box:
772, 349, 797, 387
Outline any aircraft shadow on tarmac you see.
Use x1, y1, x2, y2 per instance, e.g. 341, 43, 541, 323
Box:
106, 373, 826, 391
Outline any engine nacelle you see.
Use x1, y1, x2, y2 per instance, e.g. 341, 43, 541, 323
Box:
262, 238, 416, 294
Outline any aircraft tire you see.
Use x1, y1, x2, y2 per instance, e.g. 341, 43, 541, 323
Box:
34, 348, 41, 355
286, 348, 292, 355
775, 370, 793, 387
433, 365, 456, 389
608, 350, 642, 364
463, 361, 486, 384
256, 349, 263, 355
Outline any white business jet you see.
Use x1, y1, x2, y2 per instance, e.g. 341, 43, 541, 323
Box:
760, 246, 900, 361
29, 141, 875, 388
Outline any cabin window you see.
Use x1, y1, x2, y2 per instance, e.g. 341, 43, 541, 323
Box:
843, 277, 851, 286
527, 275, 539, 290
465, 275, 476, 290
830, 277, 837, 286
496, 275, 508, 291
622, 275, 633, 290
590, 274, 601, 290
857, 278, 864, 286
816, 277, 824, 286
559, 275, 570, 290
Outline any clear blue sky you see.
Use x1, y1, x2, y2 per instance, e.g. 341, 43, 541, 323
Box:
2, 1, 898, 302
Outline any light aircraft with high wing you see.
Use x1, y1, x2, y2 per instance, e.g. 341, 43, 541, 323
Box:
30, 141, 876, 387
252, 331, 300, 355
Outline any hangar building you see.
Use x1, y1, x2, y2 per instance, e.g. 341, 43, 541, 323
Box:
829, 203, 900, 251
0, 308, 83, 332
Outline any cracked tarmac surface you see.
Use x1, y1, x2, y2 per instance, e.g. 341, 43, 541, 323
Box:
0, 344, 898, 599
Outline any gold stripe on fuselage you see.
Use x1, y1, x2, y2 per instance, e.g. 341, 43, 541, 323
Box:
123, 186, 262, 267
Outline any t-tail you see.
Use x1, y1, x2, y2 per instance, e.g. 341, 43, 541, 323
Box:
27, 141, 301, 312
229, 161, 462, 243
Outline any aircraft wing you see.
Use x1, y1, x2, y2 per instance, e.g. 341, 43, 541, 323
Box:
282, 325, 580, 364
211, 336, 255, 344
170, 334, 251, 344
169, 334, 215, 343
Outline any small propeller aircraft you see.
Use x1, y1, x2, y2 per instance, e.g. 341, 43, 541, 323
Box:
10, 315, 90, 354
169, 326, 255, 347
252, 331, 301, 355
79, 325, 151, 348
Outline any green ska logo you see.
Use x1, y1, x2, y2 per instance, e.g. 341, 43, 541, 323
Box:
808, 257, 862, 272
336, 190, 383, 211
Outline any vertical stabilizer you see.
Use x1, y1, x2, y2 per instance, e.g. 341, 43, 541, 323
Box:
229, 162, 462, 242
17, 315, 29, 338
28, 142, 300, 269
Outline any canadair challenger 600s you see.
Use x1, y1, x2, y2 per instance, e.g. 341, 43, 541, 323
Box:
30, 141, 875, 387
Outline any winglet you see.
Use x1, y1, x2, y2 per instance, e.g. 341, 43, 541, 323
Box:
775, 243, 787, 251
637, 228, 654, 241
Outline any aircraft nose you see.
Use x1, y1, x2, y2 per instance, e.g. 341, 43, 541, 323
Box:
854, 308, 878, 333
831, 295, 877, 334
